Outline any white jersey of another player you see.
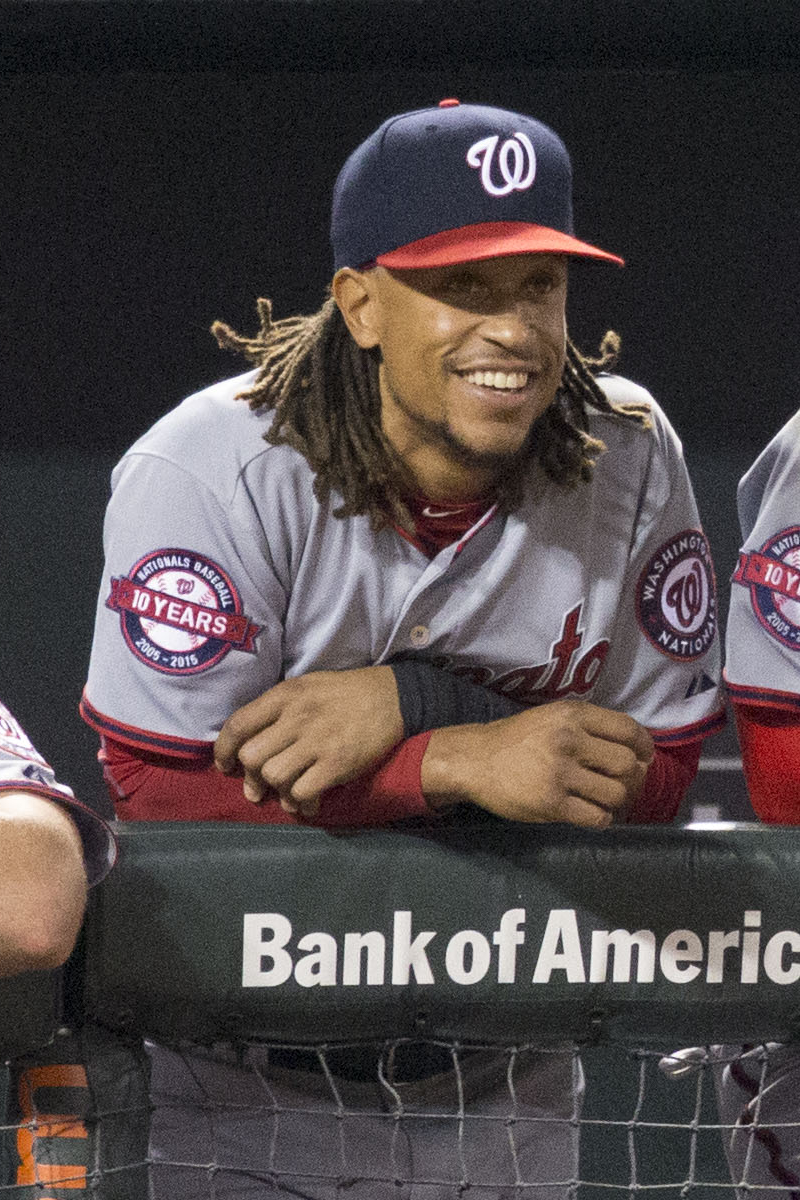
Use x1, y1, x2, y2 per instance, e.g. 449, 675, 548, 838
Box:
0, 699, 115, 884
727, 408, 800, 710
82, 369, 723, 759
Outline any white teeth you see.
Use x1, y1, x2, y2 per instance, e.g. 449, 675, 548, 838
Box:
465, 370, 529, 390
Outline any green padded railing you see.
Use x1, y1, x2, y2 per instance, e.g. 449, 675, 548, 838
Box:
61, 820, 800, 1048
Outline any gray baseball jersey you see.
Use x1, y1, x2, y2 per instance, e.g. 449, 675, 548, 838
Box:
0, 699, 115, 884
82, 369, 723, 757
727, 409, 800, 710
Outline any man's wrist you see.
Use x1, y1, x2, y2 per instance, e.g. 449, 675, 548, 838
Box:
421, 725, 480, 810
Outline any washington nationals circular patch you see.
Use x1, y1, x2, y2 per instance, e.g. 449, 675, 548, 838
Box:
106, 549, 261, 674
732, 526, 800, 650
636, 529, 717, 661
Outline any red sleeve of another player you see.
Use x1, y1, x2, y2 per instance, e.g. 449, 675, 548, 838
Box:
100, 732, 433, 826
625, 741, 702, 824
732, 701, 800, 824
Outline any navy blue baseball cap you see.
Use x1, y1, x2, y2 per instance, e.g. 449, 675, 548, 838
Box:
331, 98, 623, 271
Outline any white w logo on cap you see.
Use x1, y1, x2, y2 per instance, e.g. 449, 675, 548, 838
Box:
466, 133, 537, 197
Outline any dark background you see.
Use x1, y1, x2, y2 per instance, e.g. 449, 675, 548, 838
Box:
2, 0, 799, 818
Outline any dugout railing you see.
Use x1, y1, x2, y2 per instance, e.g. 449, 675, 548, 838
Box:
4, 820, 800, 1196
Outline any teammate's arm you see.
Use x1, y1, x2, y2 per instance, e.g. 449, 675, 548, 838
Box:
731, 701, 800, 823
0, 700, 116, 975
0, 790, 88, 976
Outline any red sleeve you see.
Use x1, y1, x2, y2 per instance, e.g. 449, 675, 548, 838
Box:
100, 732, 433, 827
102, 732, 702, 829
731, 700, 800, 823
625, 741, 703, 824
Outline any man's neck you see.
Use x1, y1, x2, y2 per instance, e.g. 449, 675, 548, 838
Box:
392, 447, 500, 505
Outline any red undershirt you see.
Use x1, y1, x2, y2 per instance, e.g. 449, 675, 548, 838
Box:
97, 496, 704, 827
731, 701, 800, 823
99, 733, 700, 827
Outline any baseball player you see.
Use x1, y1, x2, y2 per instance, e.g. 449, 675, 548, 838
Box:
709, 412, 800, 1196
727, 408, 800, 819
81, 100, 725, 1197
0, 698, 115, 975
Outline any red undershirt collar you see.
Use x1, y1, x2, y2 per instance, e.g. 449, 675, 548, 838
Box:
397, 494, 495, 558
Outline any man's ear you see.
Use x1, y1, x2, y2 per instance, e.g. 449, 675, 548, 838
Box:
331, 268, 382, 350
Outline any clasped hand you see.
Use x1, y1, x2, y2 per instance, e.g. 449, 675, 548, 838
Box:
214, 667, 404, 817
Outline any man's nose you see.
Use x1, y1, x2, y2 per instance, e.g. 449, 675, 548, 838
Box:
478, 302, 539, 350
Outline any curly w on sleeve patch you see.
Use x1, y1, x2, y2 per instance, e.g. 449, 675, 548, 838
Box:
106, 549, 261, 674
733, 526, 800, 650
636, 529, 717, 661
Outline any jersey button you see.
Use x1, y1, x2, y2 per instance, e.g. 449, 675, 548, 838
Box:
409, 624, 430, 648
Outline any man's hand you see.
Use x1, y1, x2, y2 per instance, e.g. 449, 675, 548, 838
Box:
214, 667, 405, 817
421, 700, 654, 828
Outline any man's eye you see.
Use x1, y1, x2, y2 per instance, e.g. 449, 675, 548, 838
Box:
442, 278, 485, 301
525, 276, 556, 298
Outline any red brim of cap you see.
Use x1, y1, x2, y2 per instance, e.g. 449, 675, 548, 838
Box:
375, 221, 624, 268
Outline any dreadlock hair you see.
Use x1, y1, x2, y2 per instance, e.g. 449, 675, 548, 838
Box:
211, 294, 650, 531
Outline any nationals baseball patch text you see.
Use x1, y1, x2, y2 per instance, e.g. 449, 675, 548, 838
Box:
107, 548, 261, 675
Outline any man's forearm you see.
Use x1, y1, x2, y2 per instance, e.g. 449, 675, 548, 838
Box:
0, 792, 88, 976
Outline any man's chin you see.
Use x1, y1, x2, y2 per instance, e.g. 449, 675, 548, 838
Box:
444, 433, 531, 473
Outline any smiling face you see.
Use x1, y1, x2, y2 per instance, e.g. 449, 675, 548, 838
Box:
332, 253, 567, 500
